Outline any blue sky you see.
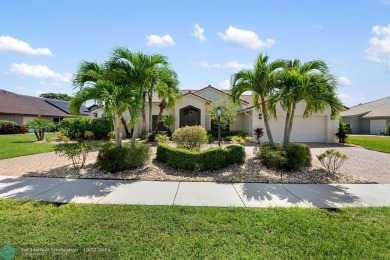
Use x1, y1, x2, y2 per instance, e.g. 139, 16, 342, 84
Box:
1, 0, 389, 107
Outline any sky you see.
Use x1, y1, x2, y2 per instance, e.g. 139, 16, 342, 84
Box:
0, 0, 389, 107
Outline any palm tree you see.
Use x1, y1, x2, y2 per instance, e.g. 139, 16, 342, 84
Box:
153, 68, 181, 131
268, 59, 343, 147
110, 47, 169, 147
231, 54, 285, 146
70, 79, 134, 148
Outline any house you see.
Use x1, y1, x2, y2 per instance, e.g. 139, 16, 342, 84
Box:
93, 85, 338, 143
0, 89, 91, 125
341, 96, 390, 135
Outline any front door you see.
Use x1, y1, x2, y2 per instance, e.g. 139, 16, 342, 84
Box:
180, 106, 201, 127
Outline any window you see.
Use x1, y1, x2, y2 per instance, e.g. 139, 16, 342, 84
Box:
53, 118, 61, 124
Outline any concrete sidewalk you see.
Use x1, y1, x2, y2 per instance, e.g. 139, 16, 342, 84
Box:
1, 176, 390, 208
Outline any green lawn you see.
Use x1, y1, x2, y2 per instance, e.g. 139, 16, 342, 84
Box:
0, 200, 389, 259
347, 135, 390, 153
0, 133, 58, 160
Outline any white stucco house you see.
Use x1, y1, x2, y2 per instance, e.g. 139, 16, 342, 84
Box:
91, 85, 339, 143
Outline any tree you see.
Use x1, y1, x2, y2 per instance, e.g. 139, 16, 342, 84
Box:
25, 119, 55, 141
268, 59, 343, 147
205, 97, 239, 129
231, 54, 285, 146
39, 93, 72, 101
110, 47, 169, 148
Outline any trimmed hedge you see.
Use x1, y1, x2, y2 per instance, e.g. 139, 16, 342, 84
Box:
59, 117, 113, 140
0, 120, 28, 135
258, 143, 312, 171
156, 143, 245, 171
96, 143, 151, 173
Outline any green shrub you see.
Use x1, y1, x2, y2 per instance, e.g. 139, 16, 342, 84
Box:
155, 134, 169, 143
207, 130, 248, 138
231, 135, 253, 144
336, 120, 348, 144
84, 131, 94, 140
54, 141, 93, 170
107, 131, 115, 140
258, 143, 311, 171
387, 123, 390, 136
0, 120, 28, 135
147, 132, 158, 142
207, 133, 216, 143
317, 149, 348, 174
156, 143, 245, 171
96, 143, 151, 172
59, 117, 112, 140
172, 126, 208, 149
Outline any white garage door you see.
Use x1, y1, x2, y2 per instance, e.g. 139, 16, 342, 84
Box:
267, 116, 327, 142
370, 119, 386, 135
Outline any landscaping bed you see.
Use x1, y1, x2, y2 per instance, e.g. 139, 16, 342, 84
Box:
24, 144, 371, 184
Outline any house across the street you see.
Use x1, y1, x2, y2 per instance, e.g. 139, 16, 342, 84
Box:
341, 96, 390, 135
92, 85, 339, 143
0, 89, 91, 125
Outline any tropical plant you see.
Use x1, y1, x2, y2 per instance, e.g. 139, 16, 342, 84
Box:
231, 54, 285, 146
54, 141, 93, 170
317, 149, 348, 174
155, 134, 169, 143
336, 120, 348, 144
205, 97, 239, 129
161, 114, 175, 130
254, 128, 264, 144
24, 119, 55, 141
268, 59, 343, 147
110, 47, 171, 148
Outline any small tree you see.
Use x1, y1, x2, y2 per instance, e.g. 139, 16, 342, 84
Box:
335, 120, 348, 145
317, 149, 348, 174
205, 98, 239, 129
25, 119, 55, 141
254, 128, 264, 144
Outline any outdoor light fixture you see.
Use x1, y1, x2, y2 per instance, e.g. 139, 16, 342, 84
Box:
217, 106, 222, 117
258, 113, 262, 120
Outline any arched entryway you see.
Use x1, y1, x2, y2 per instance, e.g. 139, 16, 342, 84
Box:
179, 106, 201, 127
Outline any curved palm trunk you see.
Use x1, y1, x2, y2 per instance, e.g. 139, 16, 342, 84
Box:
261, 96, 274, 146
121, 116, 130, 138
282, 105, 292, 148
112, 115, 123, 148
285, 104, 297, 145
148, 93, 153, 133
131, 119, 140, 148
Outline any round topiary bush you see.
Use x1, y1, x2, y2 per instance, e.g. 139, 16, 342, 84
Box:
96, 143, 151, 173
172, 126, 208, 149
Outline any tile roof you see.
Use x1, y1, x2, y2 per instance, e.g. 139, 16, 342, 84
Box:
340, 96, 390, 118
0, 89, 90, 117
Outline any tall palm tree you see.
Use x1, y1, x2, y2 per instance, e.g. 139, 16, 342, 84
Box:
153, 68, 181, 131
110, 47, 169, 147
231, 54, 285, 146
268, 59, 343, 147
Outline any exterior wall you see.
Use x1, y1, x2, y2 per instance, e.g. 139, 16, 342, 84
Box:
342, 116, 361, 134
361, 118, 370, 134
174, 96, 207, 130
0, 114, 24, 125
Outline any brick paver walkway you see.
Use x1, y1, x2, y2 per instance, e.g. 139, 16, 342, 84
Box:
1, 144, 390, 183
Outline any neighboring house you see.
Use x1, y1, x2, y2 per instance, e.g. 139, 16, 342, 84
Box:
0, 89, 91, 125
341, 96, 390, 135
93, 85, 338, 143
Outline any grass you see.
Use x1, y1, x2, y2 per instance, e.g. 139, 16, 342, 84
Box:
0, 133, 58, 159
0, 199, 389, 259
347, 135, 390, 153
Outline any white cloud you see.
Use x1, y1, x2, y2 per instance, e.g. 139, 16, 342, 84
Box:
145, 34, 175, 47
0, 36, 52, 56
200, 61, 252, 70
10, 63, 72, 82
218, 80, 230, 89
218, 26, 275, 49
338, 76, 352, 86
191, 23, 207, 43
365, 24, 390, 68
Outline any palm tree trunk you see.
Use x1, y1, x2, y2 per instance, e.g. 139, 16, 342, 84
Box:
121, 116, 130, 138
260, 96, 274, 146
112, 115, 123, 148
148, 93, 153, 133
282, 105, 292, 148
155, 99, 167, 131
131, 118, 139, 148
286, 104, 297, 145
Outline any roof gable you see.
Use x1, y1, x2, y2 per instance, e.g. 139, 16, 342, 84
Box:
341, 96, 390, 118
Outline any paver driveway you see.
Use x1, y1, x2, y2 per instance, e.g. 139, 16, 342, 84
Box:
309, 143, 390, 183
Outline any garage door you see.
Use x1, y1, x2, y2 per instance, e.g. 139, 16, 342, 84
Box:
370, 119, 386, 135
267, 116, 327, 142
